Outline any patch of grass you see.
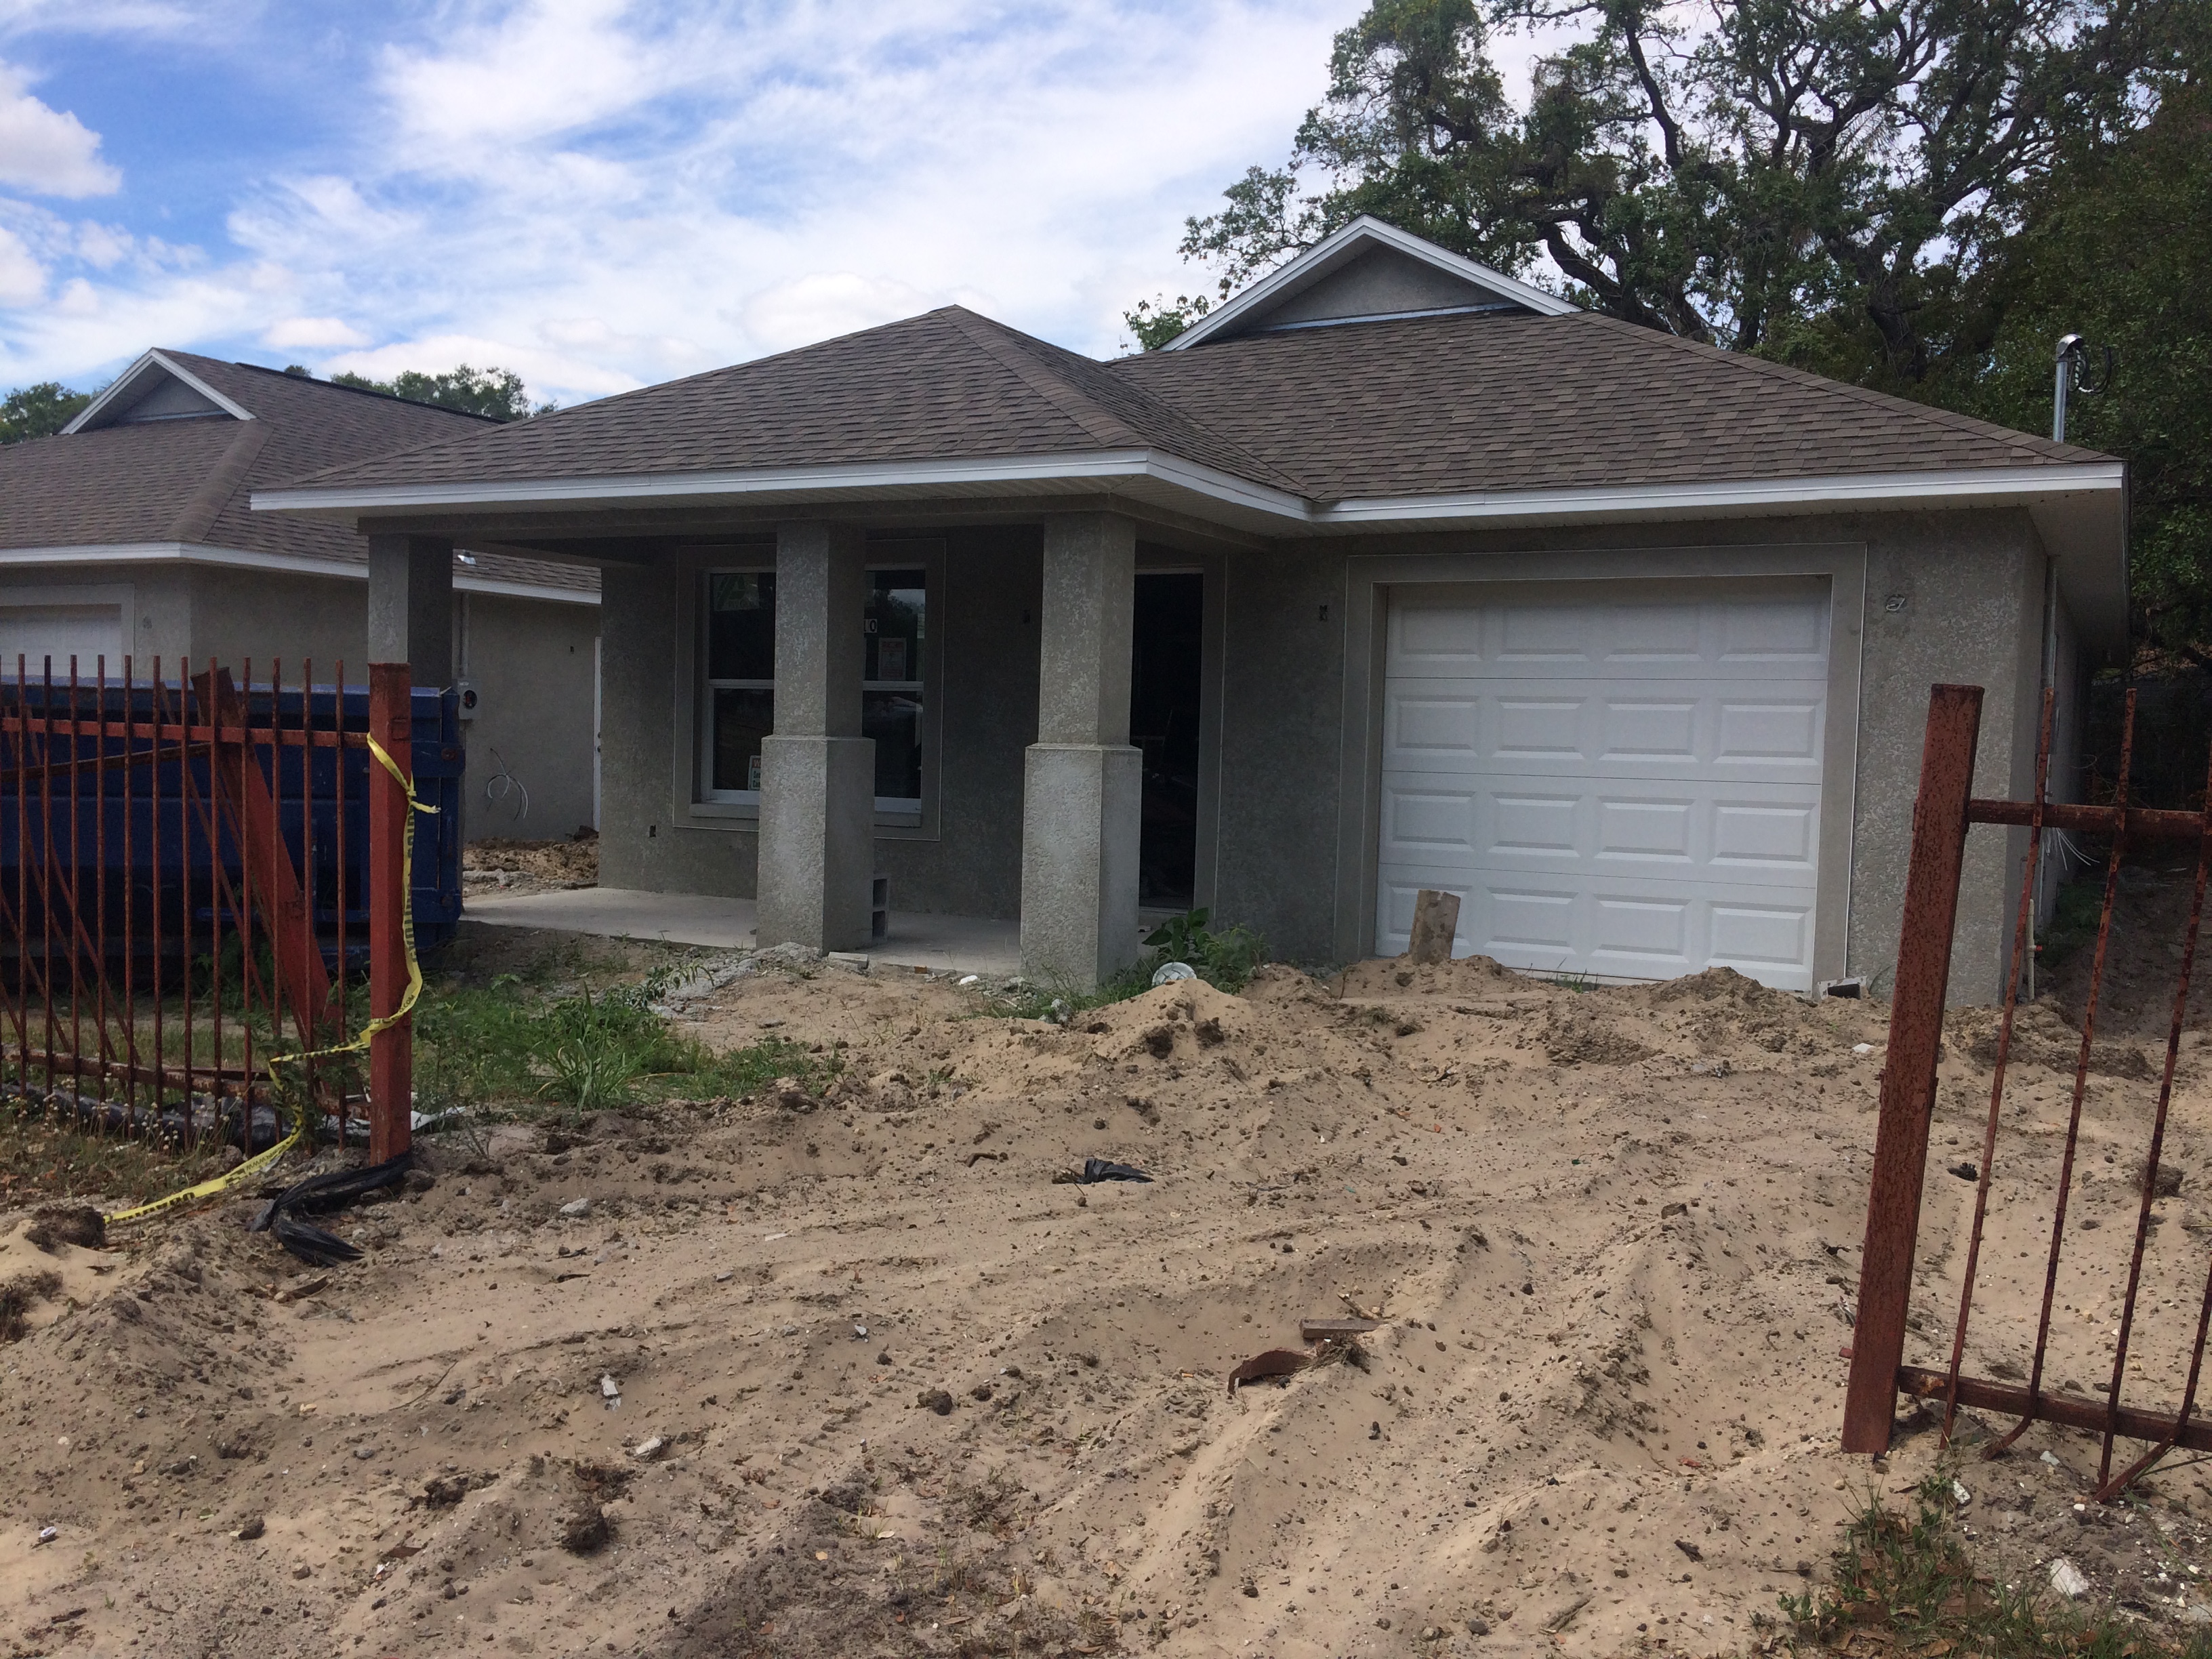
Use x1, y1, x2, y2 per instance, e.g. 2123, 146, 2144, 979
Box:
0, 1113, 231, 1207
1784, 1468, 2212, 1658
411, 968, 840, 1120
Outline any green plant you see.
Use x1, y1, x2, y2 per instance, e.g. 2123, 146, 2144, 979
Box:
1140, 907, 1268, 994
1785, 1467, 2212, 1658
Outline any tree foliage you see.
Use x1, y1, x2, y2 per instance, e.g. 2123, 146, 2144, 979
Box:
1149, 0, 2210, 645
0, 382, 92, 445
329, 363, 548, 422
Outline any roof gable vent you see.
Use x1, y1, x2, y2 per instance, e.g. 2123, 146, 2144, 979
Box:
64, 349, 255, 434
1165, 215, 1576, 351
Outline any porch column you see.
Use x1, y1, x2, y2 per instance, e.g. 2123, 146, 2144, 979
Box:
365, 533, 454, 680
757, 521, 875, 952
1021, 512, 1141, 989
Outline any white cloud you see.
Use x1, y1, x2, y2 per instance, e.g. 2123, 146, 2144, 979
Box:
264, 316, 371, 348
0, 1, 1349, 405
0, 59, 119, 197
0, 222, 41, 304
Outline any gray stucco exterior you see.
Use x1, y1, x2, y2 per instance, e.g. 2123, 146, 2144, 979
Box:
588, 503, 2070, 1004
0, 561, 602, 846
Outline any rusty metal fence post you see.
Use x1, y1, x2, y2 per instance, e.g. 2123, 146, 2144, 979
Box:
368, 662, 412, 1163
1843, 684, 1984, 1454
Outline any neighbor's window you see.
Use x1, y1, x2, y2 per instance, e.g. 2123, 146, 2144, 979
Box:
701, 570, 774, 802
698, 564, 928, 816
865, 567, 926, 815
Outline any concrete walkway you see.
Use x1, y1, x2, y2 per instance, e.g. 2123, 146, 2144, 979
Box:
462, 886, 1024, 976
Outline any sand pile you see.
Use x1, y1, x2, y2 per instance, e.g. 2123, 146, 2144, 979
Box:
6, 928, 2212, 1657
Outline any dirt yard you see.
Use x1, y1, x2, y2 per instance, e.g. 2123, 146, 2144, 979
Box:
8, 884, 2212, 1659
462, 835, 599, 896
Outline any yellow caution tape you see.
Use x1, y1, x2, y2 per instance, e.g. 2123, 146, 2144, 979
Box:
106, 735, 436, 1227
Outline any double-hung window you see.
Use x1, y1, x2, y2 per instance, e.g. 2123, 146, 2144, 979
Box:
701, 569, 775, 804
864, 567, 926, 821
697, 561, 930, 820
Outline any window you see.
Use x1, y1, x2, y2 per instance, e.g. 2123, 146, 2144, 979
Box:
695, 562, 930, 819
701, 569, 774, 802
865, 567, 926, 816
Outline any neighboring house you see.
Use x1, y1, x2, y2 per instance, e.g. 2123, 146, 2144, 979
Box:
255, 218, 2125, 1000
0, 349, 602, 842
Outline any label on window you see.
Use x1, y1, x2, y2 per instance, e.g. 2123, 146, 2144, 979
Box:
747, 754, 762, 792
878, 638, 907, 681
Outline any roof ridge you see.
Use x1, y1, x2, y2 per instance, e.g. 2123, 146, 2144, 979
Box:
168, 422, 270, 543
935, 308, 1142, 451
1570, 313, 2107, 464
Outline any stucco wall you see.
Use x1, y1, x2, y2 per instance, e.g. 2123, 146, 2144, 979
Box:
599, 529, 1044, 914
457, 589, 600, 842
596, 506, 2062, 1004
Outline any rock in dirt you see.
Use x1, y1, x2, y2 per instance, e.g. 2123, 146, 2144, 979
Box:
558, 1198, 592, 1218
915, 1389, 954, 1416
2049, 1558, 2091, 1599
233, 1516, 264, 1541
558, 1500, 609, 1555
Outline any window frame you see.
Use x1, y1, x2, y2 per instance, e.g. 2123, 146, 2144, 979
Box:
669, 536, 944, 841
697, 563, 777, 808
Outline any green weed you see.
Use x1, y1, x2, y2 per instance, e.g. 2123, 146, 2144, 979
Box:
1784, 1467, 2212, 1658
994, 907, 1271, 1023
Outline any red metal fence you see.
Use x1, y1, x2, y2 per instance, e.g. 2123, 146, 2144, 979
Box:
0, 657, 415, 1168
1845, 682, 2212, 1497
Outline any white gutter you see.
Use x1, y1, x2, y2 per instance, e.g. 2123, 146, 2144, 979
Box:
253, 453, 2126, 532
0, 541, 598, 607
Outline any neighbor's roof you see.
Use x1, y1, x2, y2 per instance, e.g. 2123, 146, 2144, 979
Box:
0, 351, 597, 598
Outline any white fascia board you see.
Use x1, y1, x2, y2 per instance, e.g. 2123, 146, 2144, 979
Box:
251, 449, 1315, 523
1311, 462, 2129, 527
454, 573, 600, 606
0, 539, 598, 607
1163, 215, 1576, 352
62, 350, 254, 434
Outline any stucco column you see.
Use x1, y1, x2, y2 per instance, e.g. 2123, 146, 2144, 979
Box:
365, 532, 454, 682
757, 521, 875, 952
1021, 512, 1141, 988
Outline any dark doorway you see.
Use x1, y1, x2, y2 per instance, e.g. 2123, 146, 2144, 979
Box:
1130, 572, 1204, 909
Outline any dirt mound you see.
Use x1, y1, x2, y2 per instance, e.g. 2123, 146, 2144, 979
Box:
1334, 952, 1539, 1000
16, 929, 2212, 1656
1948, 999, 2157, 1080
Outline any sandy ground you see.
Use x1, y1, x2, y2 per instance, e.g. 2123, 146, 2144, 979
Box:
9, 895, 2212, 1658
462, 836, 599, 896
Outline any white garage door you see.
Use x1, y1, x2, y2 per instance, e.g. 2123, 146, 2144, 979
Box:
1376, 581, 1830, 991
0, 605, 124, 679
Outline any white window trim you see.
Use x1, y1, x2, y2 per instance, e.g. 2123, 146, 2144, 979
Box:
668, 537, 945, 840
697, 562, 775, 809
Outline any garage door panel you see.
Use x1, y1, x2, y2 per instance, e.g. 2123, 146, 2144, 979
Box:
1385, 679, 1824, 780
1378, 584, 1828, 989
1382, 771, 1819, 885
1377, 867, 1818, 990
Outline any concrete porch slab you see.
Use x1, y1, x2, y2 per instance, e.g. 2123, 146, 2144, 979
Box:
462, 886, 1025, 977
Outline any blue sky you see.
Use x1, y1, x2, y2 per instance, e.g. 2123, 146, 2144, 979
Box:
0, 0, 1374, 406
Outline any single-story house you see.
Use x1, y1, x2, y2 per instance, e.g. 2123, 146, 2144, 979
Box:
0, 349, 603, 841
253, 218, 2125, 999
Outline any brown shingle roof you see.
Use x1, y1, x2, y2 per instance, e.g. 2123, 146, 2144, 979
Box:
266, 306, 2108, 508
1109, 310, 2102, 498
272, 308, 1312, 495
0, 353, 510, 568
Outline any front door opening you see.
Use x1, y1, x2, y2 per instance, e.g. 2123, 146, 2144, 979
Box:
1130, 572, 1204, 910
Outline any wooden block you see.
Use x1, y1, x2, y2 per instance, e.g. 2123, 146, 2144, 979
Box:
1406, 888, 1462, 965
1300, 1317, 1384, 1342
